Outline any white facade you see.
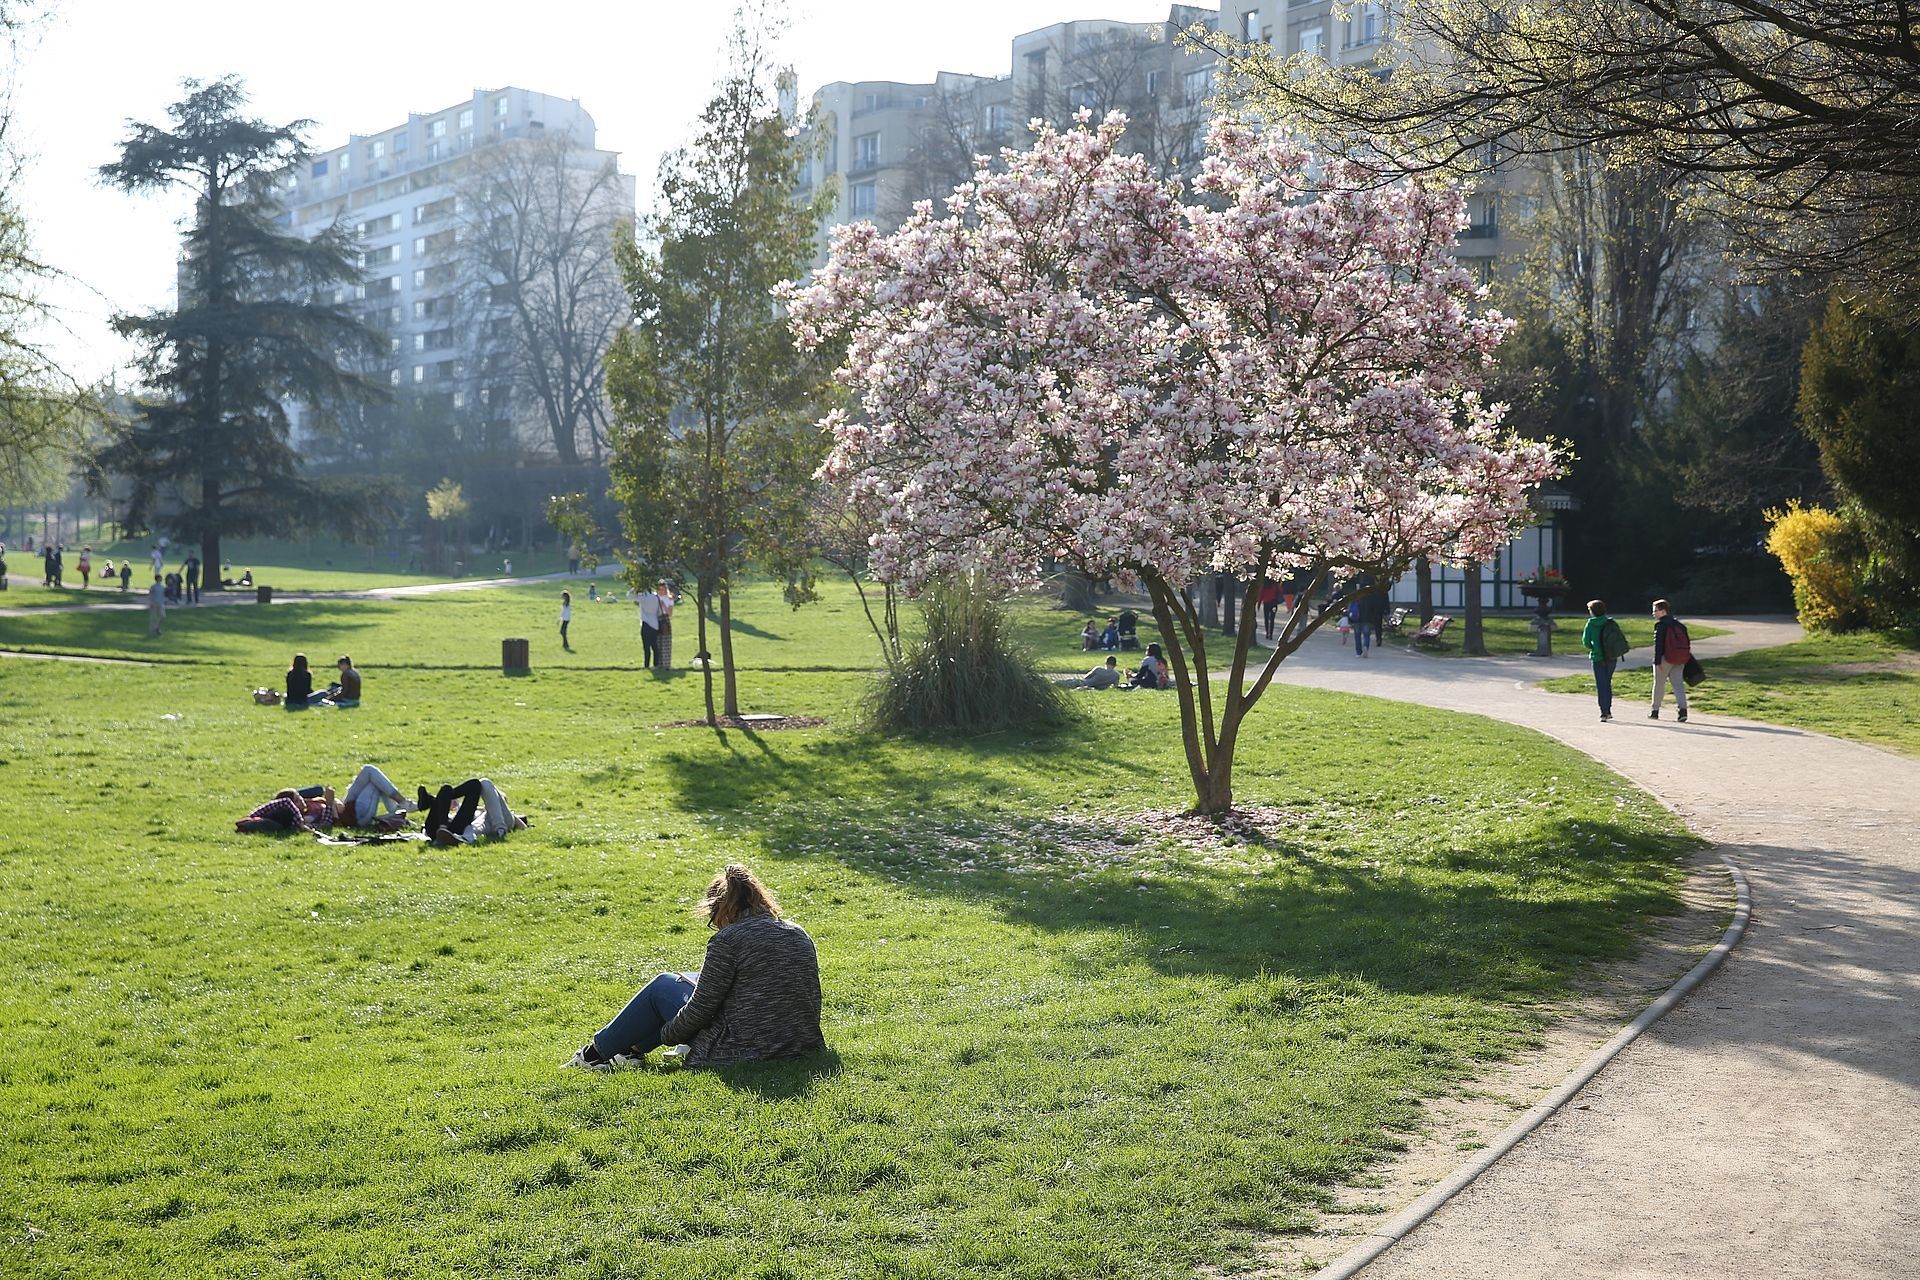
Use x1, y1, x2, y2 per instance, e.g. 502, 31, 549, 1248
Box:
278, 88, 634, 446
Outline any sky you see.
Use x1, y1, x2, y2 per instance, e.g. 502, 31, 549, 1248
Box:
9, 0, 1181, 383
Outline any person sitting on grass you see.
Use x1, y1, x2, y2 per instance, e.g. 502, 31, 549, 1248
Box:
566, 863, 826, 1071
1072, 654, 1121, 689
317, 655, 362, 707
415, 778, 528, 847
1099, 618, 1120, 651
284, 653, 314, 710
1081, 620, 1099, 651
1125, 643, 1170, 689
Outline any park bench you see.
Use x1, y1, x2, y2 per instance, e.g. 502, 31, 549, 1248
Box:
1386, 607, 1410, 633
1411, 614, 1453, 646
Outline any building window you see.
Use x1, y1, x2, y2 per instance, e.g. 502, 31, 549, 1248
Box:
393, 131, 408, 154
851, 181, 877, 216
1146, 70, 1162, 96
458, 108, 473, 130
1242, 8, 1261, 42
370, 139, 385, 160
1300, 27, 1325, 58
453, 390, 466, 410
413, 333, 426, 351
389, 337, 402, 354
493, 96, 508, 118
389, 369, 401, 386
855, 132, 879, 168
414, 269, 427, 288
311, 159, 328, 178
428, 119, 446, 139
1349, 3, 1383, 46
1069, 84, 1100, 112
862, 92, 882, 112
1183, 68, 1214, 103
413, 366, 426, 384
988, 104, 1013, 134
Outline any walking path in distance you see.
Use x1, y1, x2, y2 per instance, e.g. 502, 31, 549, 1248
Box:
0, 563, 617, 619
1262, 618, 1919, 1279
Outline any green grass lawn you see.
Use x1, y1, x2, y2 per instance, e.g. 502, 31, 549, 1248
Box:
0, 580, 1698, 1278
19, 534, 575, 592
1542, 630, 1920, 758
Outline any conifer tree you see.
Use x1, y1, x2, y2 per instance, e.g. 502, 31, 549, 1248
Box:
94, 77, 387, 581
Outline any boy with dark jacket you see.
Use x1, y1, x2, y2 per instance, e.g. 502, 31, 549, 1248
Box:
1650, 599, 1690, 722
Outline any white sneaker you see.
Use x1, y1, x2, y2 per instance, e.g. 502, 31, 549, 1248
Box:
562, 1046, 613, 1072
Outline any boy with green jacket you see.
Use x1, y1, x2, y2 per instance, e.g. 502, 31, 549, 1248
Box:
1580, 600, 1631, 721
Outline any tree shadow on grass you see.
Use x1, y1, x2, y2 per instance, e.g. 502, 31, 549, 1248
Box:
653, 730, 1690, 1002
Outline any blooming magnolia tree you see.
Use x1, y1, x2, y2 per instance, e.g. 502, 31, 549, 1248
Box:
788, 114, 1562, 814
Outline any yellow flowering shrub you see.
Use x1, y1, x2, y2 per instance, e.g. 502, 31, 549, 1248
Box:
1765, 501, 1866, 632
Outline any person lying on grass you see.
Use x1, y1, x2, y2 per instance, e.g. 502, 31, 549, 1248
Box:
234, 765, 411, 834
414, 778, 528, 847
566, 863, 826, 1071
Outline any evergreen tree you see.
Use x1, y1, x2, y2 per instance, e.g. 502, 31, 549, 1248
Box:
606, 17, 833, 724
1797, 290, 1920, 630
93, 77, 388, 582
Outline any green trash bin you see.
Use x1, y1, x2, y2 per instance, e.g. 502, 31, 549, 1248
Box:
256, 585, 272, 605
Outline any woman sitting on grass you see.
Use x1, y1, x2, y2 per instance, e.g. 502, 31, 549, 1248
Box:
1126, 642, 1170, 689
285, 653, 314, 710
566, 864, 825, 1071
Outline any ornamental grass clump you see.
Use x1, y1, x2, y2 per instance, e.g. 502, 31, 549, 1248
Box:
869, 575, 1071, 736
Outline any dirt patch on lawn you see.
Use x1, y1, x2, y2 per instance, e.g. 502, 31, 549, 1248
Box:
660, 713, 827, 731
1209, 846, 1738, 1278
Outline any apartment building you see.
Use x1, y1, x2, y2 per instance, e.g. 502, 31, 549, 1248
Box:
1217, 0, 1513, 284
278, 88, 635, 451
801, 6, 1218, 244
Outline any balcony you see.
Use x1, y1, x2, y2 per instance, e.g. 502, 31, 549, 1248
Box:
1460, 222, 1500, 240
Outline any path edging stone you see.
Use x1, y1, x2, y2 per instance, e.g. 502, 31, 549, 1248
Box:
1308, 856, 1752, 1280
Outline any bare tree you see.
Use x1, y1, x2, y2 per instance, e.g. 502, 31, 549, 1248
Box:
1198, 0, 1920, 284
455, 136, 631, 466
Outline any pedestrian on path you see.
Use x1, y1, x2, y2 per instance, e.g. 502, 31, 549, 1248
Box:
183, 554, 200, 604
77, 546, 91, 589
1580, 598, 1631, 721
118, 561, 132, 591
146, 574, 166, 637
1649, 598, 1690, 722
150, 544, 164, 578
560, 590, 573, 651
41, 543, 53, 586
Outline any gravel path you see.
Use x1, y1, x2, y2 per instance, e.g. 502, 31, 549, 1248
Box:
1263, 617, 1920, 1279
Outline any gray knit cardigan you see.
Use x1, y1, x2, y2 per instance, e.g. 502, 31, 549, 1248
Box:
661, 912, 826, 1066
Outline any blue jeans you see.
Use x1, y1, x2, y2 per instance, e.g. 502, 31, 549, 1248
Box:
1593, 658, 1617, 715
595, 972, 695, 1056
1353, 621, 1371, 655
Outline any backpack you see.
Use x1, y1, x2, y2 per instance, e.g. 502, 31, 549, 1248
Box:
1662, 620, 1692, 666
1600, 617, 1632, 662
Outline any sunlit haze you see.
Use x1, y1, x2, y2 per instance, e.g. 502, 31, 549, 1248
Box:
11, 0, 1178, 383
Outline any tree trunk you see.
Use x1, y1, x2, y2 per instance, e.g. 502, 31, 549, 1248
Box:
1416, 558, 1434, 623
1060, 568, 1096, 613
718, 585, 740, 718
1218, 573, 1237, 635
696, 583, 717, 725
202, 534, 220, 595
1462, 561, 1488, 655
